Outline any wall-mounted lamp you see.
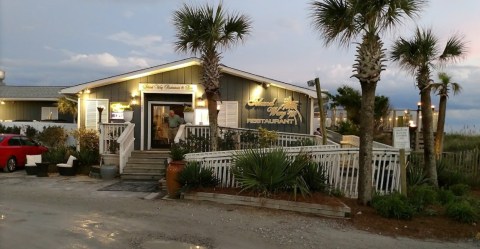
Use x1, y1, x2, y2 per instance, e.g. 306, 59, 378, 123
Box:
84, 89, 91, 94
130, 91, 139, 106
431, 105, 435, 112
196, 97, 206, 107
417, 102, 421, 110
0, 100, 5, 105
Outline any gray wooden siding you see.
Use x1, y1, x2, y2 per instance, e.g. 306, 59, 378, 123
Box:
86, 65, 311, 149
0, 101, 72, 122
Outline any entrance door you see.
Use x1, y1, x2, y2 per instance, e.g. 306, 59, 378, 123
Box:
150, 104, 185, 149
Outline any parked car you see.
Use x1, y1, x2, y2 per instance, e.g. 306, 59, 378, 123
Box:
0, 134, 48, 172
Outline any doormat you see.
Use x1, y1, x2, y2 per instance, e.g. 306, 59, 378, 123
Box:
98, 181, 159, 192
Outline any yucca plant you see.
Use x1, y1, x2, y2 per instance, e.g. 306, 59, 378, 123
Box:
301, 161, 330, 193
232, 148, 309, 199
177, 161, 218, 192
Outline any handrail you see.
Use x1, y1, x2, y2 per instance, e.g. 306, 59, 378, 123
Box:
99, 123, 128, 154
117, 123, 135, 173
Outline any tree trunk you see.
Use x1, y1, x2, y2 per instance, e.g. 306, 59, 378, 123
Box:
357, 82, 376, 205
434, 96, 447, 159
420, 91, 438, 187
207, 94, 219, 151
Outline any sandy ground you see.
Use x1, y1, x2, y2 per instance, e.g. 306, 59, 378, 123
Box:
0, 171, 478, 249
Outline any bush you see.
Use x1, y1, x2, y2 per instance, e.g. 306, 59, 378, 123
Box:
408, 185, 438, 213
258, 127, 278, 148
218, 129, 237, 151
71, 128, 99, 152
337, 120, 359, 135
36, 126, 68, 148
449, 184, 470, 196
437, 189, 456, 205
445, 200, 479, 223
232, 148, 309, 198
177, 161, 218, 192
301, 161, 329, 193
42, 146, 73, 165
170, 142, 190, 161
371, 193, 414, 220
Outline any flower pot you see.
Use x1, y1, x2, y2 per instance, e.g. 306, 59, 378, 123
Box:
123, 110, 133, 123
166, 160, 185, 198
102, 154, 119, 166
101, 165, 118, 180
183, 112, 194, 124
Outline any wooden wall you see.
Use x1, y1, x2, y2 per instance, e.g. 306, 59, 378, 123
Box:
0, 101, 72, 122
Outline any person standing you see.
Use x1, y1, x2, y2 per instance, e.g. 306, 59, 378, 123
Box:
168, 110, 184, 143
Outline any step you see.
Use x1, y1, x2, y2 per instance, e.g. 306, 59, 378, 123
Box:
121, 172, 164, 181
123, 167, 165, 174
127, 158, 168, 164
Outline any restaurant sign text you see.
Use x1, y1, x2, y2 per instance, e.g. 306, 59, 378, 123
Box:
246, 96, 302, 125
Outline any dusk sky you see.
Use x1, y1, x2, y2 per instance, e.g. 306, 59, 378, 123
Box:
1, 0, 479, 132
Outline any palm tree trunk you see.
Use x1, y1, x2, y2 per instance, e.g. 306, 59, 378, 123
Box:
358, 82, 376, 205
206, 94, 219, 151
434, 96, 447, 158
420, 91, 438, 187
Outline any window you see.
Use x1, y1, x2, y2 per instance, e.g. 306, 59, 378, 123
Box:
85, 99, 109, 130
8, 137, 21, 146
217, 101, 238, 128
21, 137, 36, 146
41, 107, 58, 120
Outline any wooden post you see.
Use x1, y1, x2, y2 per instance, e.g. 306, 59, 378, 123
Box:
314, 78, 327, 145
400, 149, 407, 196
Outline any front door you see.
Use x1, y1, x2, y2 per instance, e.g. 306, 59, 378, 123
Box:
150, 104, 185, 149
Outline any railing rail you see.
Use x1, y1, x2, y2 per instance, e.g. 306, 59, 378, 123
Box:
99, 123, 128, 154
117, 123, 135, 173
186, 147, 403, 198
175, 125, 337, 152
341, 135, 394, 149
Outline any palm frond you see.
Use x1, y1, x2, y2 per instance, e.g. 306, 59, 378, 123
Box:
438, 34, 468, 64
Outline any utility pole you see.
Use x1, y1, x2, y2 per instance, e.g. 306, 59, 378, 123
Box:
314, 78, 327, 145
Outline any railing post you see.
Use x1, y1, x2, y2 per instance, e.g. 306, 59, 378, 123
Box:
400, 149, 407, 196
99, 124, 104, 154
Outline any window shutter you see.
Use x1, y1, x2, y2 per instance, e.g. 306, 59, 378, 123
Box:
85, 99, 109, 130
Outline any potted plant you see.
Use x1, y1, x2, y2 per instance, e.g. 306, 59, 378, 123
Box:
123, 106, 134, 123
183, 106, 194, 124
166, 143, 189, 198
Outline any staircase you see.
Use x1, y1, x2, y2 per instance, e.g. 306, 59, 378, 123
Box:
121, 150, 170, 181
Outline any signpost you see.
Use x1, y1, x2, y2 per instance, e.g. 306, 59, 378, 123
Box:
393, 127, 410, 149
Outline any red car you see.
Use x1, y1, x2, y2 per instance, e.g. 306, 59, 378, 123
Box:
0, 134, 48, 172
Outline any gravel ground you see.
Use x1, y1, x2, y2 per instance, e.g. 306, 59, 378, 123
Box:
0, 172, 478, 249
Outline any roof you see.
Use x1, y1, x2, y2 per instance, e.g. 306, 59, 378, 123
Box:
0, 85, 64, 101
60, 57, 321, 98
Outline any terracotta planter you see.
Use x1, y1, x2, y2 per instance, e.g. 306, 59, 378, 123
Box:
166, 160, 185, 198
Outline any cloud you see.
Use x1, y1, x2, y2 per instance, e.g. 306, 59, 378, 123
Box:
107, 31, 173, 56
65, 52, 119, 67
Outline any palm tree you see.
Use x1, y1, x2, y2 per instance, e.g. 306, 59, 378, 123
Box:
172, 3, 251, 151
57, 96, 77, 123
391, 28, 466, 187
310, 0, 425, 205
431, 72, 462, 157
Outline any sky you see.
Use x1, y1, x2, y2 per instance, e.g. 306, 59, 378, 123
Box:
1, 0, 479, 133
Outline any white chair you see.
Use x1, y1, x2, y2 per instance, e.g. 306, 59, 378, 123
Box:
25, 155, 42, 175
57, 155, 78, 176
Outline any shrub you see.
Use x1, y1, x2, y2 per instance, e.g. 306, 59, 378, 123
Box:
437, 189, 456, 205
36, 126, 68, 148
258, 127, 278, 148
449, 183, 471, 196
371, 193, 414, 220
71, 128, 99, 152
406, 160, 429, 187
337, 120, 359, 135
239, 129, 258, 149
25, 126, 38, 138
445, 200, 479, 223
42, 146, 72, 165
408, 185, 438, 213
177, 161, 218, 192
232, 148, 309, 198
218, 129, 237, 151
290, 138, 316, 147
170, 143, 189, 161
301, 161, 329, 193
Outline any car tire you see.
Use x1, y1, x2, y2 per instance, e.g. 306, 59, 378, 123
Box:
4, 157, 16, 172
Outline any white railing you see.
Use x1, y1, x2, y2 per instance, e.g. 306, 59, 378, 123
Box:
117, 123, 135, 173
99, 123, 128, 154
176, 125, 337, 151
341, 135, 394, 149
186, 147, 402, 198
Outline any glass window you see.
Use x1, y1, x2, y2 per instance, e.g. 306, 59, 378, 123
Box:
8, 137, 22, 146
21, 137, 36, 146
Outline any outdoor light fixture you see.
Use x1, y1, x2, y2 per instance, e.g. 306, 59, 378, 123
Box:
0, 100, 4, 105
431, 105, 435, 112
84, 89, 91, 94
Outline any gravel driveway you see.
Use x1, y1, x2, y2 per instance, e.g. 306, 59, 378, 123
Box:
0, 172, 477, 249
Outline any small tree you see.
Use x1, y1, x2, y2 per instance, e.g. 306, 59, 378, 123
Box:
57, 97, 77, 123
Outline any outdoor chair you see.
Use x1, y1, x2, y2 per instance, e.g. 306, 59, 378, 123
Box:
25, 154, 42, 175
56, 155, 79, 176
